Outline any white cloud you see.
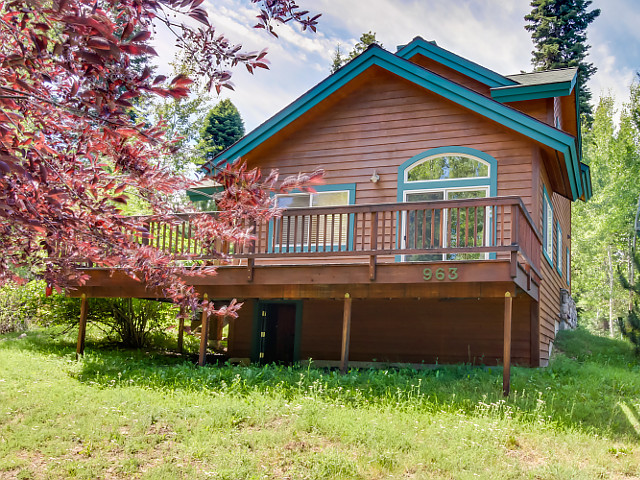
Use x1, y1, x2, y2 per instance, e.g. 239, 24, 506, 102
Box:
149, 0, 638, 130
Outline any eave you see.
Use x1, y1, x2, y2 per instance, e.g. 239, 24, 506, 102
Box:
490, 78, 577, 103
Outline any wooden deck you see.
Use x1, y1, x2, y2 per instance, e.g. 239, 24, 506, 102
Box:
69, 196, 542, 302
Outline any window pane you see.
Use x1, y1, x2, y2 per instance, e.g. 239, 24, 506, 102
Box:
311, 191, 349, 249
447, 189, 487, 260
312, 191, 349, 206
406, 192, 445, 202
544, 196, 553, 260
275, 194, 310, 249
276, 194, 310, 209
407, 155, 489, 182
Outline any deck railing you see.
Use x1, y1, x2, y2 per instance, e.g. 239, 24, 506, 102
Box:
129, 196, 541, 275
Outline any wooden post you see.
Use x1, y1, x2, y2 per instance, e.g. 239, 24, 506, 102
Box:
76, 293, 88, 360
503, 291, 513, 396
530, 300, 540, 367
340, 293, 352, 374
198, 294, 209, 367
177, 307, 185, 354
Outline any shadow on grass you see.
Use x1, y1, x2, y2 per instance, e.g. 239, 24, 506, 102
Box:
3, 326, 640, 441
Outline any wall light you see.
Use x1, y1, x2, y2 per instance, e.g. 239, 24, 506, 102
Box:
370, 170, 380, 183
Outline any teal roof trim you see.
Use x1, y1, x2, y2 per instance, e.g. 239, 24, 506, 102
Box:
203, 45, 582, 200
490, 80, 575, 103
186, 185, 222, 203
580, 162, 592, 200
396, 37, 516, 88
491, 68, 578, 102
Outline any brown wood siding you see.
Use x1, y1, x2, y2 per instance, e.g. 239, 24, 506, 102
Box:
406, 54, 492, 96
228, 299, 254, 358
243, 68, 536, 217
300, 297, 533, 365
504, 98, 554, 126
537, 162, 572, 365
554, 97, 563, 130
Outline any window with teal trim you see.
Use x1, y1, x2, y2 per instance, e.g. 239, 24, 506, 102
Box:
398, 148, 497, 262
271, 184, 355, 252
543, 188, 553, 265
566, 246, 571, 286
556, 221, 563, 276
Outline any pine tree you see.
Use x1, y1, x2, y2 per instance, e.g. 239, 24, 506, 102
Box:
525, 0, 600, 123
197, 99, 245, 161
330, 31, 382, 73
619, 253, 640, 354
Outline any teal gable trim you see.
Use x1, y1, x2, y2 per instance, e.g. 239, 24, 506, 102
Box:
396, 37, 516, 88
490, 80, 575, 103
396, 146, 498, 202
203, 45, 582, 200
186, 185, 222, 203
580, 162, 592, 200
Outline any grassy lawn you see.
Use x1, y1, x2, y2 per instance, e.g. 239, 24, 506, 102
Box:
1, 328, 640, 479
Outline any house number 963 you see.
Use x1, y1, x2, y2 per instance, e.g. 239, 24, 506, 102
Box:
423, 267, 458, 281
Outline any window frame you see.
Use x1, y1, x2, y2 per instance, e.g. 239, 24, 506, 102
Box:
542, 185, 554, 266
566, 246, 571, 287
269, 183, 356, 253
397, 147, 498, 262
556, 220, 563, 276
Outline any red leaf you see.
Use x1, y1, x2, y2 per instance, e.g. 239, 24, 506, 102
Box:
87, 36, 111, 50
130, 30, 151, 43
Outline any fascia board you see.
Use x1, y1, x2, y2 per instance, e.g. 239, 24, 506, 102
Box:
490, 81, 574, 102
396, 40, 516, 88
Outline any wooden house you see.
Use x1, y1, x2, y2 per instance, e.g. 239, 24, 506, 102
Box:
74, 38, 592, 372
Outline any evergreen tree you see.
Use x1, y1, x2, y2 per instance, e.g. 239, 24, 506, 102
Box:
197, 99, 245, 161
619, 253, 640, 353
330, 31, 382, 73
525, 0, 600, 123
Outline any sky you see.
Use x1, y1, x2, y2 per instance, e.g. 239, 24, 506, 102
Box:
152, 0, 640, 131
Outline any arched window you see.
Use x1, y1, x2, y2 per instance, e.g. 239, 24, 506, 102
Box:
397, 147, 498, 261
406, 154, 489, 182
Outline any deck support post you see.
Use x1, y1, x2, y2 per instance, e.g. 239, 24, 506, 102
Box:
530, 300, 540, 367
177, 307, 185, 354
198, 294, 209, 367
340, 293, 352, 374
503, 291, 513, 396
76, 293, 88, 360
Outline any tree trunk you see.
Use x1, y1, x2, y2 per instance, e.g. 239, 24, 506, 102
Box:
608, 245, 615, 337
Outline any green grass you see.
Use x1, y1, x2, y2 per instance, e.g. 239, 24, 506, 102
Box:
1, 327, 640, 479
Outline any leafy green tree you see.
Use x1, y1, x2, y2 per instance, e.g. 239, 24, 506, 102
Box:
330, 31, 382, 73
572, 93, 640, 334
197, 99, 245, 161
525, 0, 600, 123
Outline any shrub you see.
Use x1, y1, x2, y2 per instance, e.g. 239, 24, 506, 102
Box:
0, 281, 78, 334
87, 298, 179, 348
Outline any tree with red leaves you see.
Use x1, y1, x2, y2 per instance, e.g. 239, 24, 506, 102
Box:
0, 0, 321, 317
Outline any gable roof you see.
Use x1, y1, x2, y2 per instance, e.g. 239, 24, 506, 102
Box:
203, 44, 584, 200
394, 37, 578, 103
395, 36, 516, 88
